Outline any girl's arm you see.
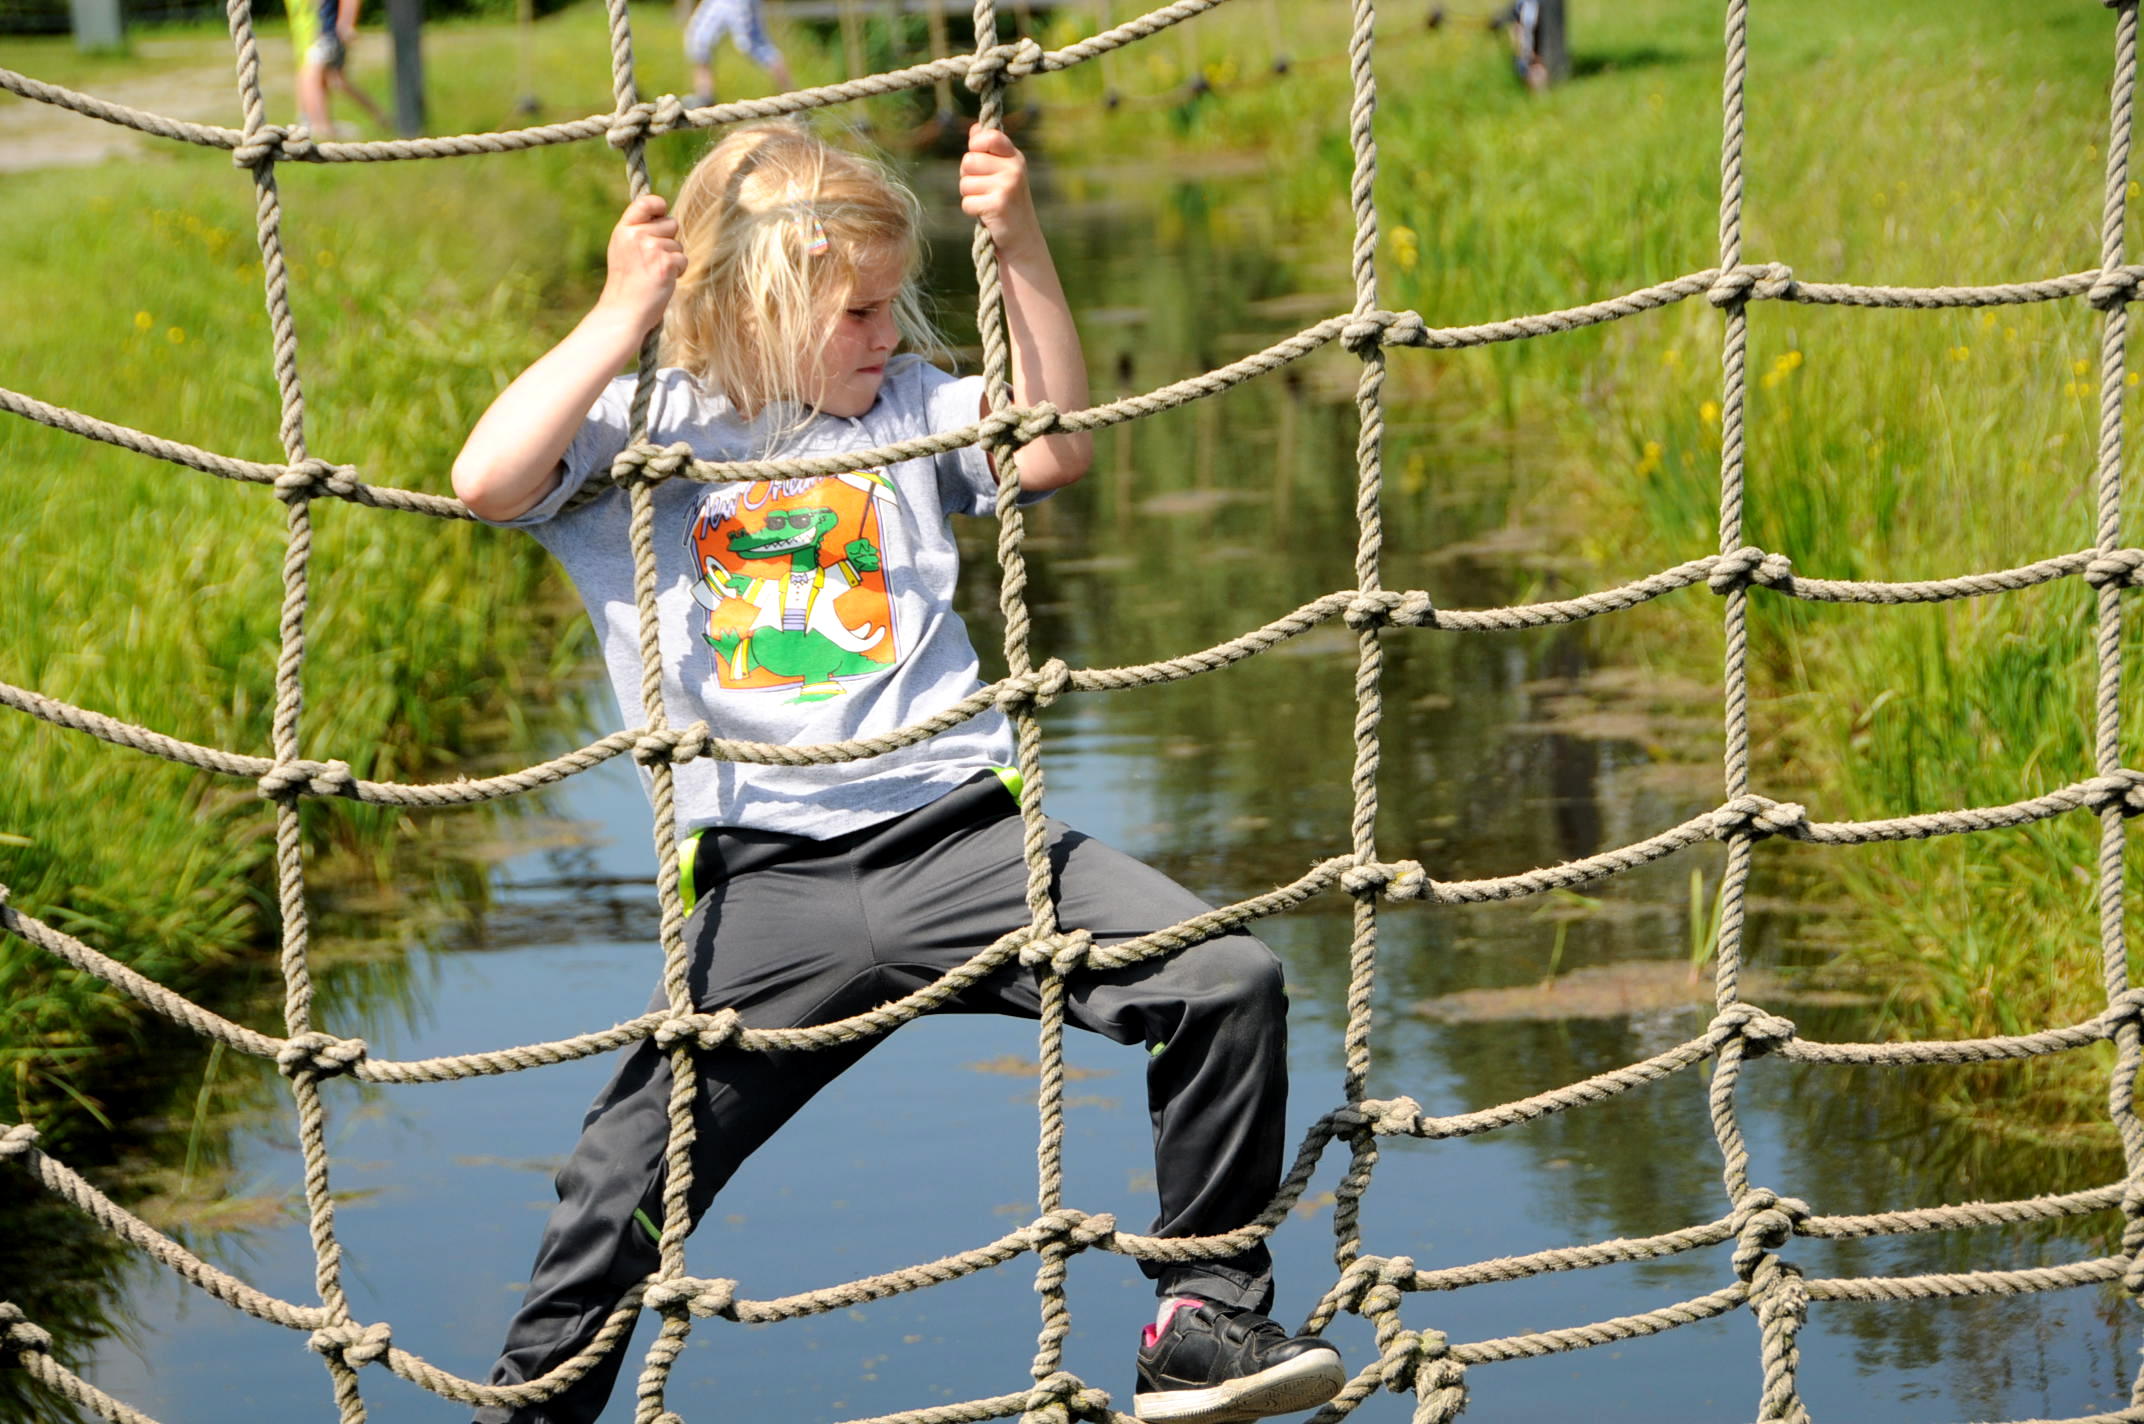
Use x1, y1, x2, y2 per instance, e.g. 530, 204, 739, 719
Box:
959, 127, 1093, 493
451, 194, 686, 522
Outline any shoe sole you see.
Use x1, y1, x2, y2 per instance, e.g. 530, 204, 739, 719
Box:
1133, 1349, 1347, 1424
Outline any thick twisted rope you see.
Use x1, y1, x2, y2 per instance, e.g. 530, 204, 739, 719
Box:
10, 3, 2144, 1424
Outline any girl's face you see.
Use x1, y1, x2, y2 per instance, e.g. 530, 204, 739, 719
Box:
805, 255, 905, 418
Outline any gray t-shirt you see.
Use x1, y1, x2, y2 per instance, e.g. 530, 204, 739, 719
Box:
496, 357, 1017, 839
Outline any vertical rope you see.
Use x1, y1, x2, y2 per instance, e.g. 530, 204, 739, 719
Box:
2092, 5, 2144, 1411
1704, 2, 1804, 1420
223, 2, 368, 1419
594, 3, 696, 1419
960, 5, 1074, 1414
1330, 0, 1387, 1297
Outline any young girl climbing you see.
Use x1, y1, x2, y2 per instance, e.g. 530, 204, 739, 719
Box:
452, 119, 1345, 1424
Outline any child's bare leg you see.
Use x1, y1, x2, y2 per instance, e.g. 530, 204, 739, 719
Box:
297, 59, 332, 132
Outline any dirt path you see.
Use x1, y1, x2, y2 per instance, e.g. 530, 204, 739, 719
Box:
0, 34, 300, 172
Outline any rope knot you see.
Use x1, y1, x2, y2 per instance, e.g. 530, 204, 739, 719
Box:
1707, 546, 1794, 594
1013, 400, 1062, 445
1354, 1254, 1417, 1321
643, 1276, 739, 1318
1019, 1369, 1109, 1424
610, 440, 696, 487
2086, 548, 2144, 588
633, 723, 712, 767
1325, 1254, 1398, 1318
1706, 261, 1795, 308
965, 36, 1046, 92
1710, 794, 1809, 841
1730, 1190, 1810, 1281
2087, 769, 2144, 816
1030, 1207, 1117, 1252
0, 1123, 40, 1158
654, 1009, 743, 1052
232, 123, 318, 168
1710, 1002, 1796, 1054
0, 1305, 52, 1362
1345, 589, 1435, 629
606, 102, 656, 148
1339, 859, 1429, 900
2091, 265, 2144, 309
999, 658, 1073, 714
277, 1031, 369, 1080
275, 458, 358, 503
308, 1320, 391, 1368
1359, 1095, 1425, 1136
1019, 927, 1095, 977
257, 759, 358, 802
2110, 987, 2144, 1028
1341, 308, 1428, 353
1377, 1327, 1438, 1393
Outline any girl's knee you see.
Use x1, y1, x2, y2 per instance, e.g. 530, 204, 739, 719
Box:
1189, 934, 1285, 1010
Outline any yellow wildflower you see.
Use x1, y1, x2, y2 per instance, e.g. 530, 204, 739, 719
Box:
1635, 439, 1664, 476
1979, 311, 1997, 331
133, 310, 152, 331
166, 327, 186, 344
1949, 346, 1970, 362
2129, 372, 2141, 388
1389, 225, 1419, 274
1662, 347, 1682, 368
2074, 358, 2093, 377
1699, 400, 1721, 426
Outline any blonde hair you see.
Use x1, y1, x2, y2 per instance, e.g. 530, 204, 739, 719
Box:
661, 122, 941, 425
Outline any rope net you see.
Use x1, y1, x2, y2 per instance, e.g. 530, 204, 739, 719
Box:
2, 2, 2142, 1421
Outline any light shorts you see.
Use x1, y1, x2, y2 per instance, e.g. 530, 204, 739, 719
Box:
290, 0, 345, 69
682, 0, 781, 68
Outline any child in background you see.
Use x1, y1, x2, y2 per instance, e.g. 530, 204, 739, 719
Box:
452, 120, 1345, 1424
291, 0, 385, 136
681, 0, 794, 109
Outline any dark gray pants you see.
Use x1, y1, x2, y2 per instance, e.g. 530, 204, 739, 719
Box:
476, 775, 1289, 1424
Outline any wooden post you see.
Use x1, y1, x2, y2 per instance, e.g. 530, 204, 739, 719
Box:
925, 0, 953, 119
837, 0, 866, 80
68, 0, 124, 53
386, 0, 425, 135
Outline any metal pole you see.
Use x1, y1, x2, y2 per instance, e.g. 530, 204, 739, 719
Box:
386, 0, 425, 135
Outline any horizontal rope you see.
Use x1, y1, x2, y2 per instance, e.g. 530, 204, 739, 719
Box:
0, 384, 469, 519
1450, 1284, 1751, 1365
0, 0, 1242, 162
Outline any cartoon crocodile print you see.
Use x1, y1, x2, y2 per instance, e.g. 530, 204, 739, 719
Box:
692, 502, 886, 701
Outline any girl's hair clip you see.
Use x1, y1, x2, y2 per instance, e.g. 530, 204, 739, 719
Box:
803, 217, 830, 256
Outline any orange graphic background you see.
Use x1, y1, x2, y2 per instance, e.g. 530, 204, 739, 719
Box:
690, 478, 896, 691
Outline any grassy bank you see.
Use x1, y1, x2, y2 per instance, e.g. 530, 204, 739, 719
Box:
1036, 0, 2143, 1146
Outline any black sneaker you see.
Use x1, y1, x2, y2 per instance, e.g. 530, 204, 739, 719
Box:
1133, 1297, 1346, 1423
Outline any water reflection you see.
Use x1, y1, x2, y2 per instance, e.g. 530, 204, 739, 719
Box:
20, 156, 2138, 1424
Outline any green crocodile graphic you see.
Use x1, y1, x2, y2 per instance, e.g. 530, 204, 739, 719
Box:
694, 504, 887, 702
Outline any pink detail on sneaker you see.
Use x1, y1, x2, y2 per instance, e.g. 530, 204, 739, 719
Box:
1143, 1296, 1205, 1347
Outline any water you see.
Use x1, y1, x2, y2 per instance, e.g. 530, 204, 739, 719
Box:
48, 152, 2144, 1422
